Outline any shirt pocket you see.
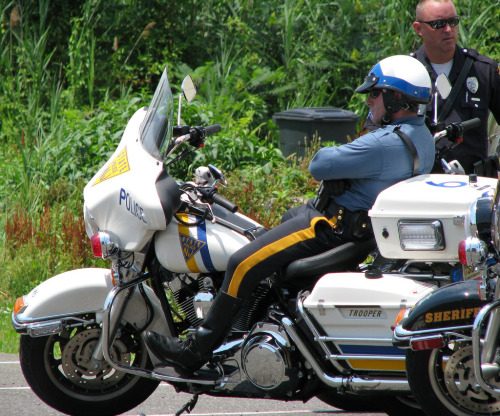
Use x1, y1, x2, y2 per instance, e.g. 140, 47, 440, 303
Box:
460, 81, 488, 111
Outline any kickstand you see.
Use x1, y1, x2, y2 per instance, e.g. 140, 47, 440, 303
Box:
175, 393, 199, 416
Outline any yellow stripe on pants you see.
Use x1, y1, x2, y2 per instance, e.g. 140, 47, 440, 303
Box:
227, 216, 336, 297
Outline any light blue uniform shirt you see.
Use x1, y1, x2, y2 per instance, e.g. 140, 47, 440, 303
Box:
309, 116, 434, 211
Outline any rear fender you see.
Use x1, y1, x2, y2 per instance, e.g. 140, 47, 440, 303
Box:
12, 268, 168, 336
394, 280, 487, 345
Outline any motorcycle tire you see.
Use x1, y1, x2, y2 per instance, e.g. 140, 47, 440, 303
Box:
317, 390, 380, 411
378, 395, 425, 416
407, 344, 500, 416
317, 390, 424, 415
19, 320, 160, 416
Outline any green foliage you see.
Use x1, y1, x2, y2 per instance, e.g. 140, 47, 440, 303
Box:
66, 0, 100, 107
220, 137, 321, 228
457, 2, 500, 62
62, 90, 144, 180
0, 0, 498, 353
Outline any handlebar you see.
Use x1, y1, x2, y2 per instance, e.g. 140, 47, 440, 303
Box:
461, 118, 481, 132
212, 193, 238, 213
174, 124, 222, 148
433, 118, 481, 143
197, 186, 239, 213
204, 124, 221, 136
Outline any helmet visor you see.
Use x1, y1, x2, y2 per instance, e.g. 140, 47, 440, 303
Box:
355, 74, 379, 94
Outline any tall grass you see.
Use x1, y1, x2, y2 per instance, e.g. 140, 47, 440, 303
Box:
0, 0, 498, 354
67, 0, 100, 108
1, 0, 62, 215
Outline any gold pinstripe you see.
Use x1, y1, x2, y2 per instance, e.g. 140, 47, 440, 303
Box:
227, 216, 336, 297
347, 359, 406, 371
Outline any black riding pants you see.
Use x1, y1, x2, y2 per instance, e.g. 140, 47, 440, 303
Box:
221, 201, 344, 299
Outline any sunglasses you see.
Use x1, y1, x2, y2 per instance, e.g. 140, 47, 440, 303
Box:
418, 16, 460, 30
369, 90, 382, 98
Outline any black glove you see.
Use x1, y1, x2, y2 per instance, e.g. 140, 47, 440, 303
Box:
322, 179, 351, 196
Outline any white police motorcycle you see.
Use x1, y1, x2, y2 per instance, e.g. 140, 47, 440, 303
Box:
11, 67, 495, 416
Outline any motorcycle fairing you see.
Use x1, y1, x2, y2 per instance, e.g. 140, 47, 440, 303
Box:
84, 108, 168, 252
393, 279, 487, 346
156, 169, 181, 224
11, 268, 168, 336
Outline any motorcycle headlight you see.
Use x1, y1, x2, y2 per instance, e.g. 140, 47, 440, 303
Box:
470, 195, 494, 242
398, 220, 445, 251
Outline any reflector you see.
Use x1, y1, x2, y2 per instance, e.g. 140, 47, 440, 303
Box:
410, 335, 445, 351
392, 308, 408, 330
458, 240, 467, 264
14, 296, 25, 314
91, 233, 103, 257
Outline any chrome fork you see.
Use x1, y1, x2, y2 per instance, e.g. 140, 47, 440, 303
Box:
473, 275, 500, 394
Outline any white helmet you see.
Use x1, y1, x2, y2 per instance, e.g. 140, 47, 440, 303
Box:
356, 55, 432, 104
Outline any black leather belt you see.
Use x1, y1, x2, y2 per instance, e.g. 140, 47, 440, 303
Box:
323, 198, 348, 221
322, 198, 372, 240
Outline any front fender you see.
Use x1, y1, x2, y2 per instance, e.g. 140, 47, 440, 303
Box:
12, 268, 168, 336
394, 280, 487, 345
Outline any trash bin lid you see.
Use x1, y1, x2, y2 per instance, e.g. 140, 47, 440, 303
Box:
272, 107, 359, 122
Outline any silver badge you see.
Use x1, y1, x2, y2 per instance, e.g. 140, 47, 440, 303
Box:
466, 76, 478, 94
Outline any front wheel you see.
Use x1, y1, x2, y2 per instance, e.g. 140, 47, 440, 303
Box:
19, 318, 160, 416
407, 343, 500, 416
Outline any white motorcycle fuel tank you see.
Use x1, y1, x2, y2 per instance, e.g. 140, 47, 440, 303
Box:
155, 211, 259, 273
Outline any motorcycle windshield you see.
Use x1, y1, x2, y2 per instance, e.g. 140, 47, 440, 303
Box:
139, 67, 174, 161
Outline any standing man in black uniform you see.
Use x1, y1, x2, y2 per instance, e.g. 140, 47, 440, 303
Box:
411, 0, 500, 174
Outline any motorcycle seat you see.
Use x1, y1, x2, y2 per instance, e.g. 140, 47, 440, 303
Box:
281, 238, 376, 283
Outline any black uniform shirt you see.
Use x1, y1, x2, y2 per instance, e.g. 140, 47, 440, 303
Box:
411, 45, 500, 173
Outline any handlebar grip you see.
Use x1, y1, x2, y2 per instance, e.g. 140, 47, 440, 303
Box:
204, 124, 221, 136
461, 118, 481, 131
212, 193, 238, 213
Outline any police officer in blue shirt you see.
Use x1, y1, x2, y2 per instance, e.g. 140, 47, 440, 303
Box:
411, 0, 500, 175
145, 55, 435, 377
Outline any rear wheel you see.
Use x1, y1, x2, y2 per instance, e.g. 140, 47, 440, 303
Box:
407, 343, 500, 416
19, 318, 160, 416
379, 395, 425, 416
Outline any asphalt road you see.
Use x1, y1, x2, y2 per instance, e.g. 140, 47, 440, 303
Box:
0, 352, 387, 416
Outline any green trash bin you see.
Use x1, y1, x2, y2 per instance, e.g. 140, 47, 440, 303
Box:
272, 107, 360, 158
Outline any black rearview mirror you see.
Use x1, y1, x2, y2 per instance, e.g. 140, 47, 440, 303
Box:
208, 164, 227, 187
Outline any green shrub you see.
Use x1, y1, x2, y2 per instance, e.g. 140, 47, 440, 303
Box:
1, 0, 498, 354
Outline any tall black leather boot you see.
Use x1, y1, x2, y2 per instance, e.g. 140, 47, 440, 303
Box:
145, 291, 244, 376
